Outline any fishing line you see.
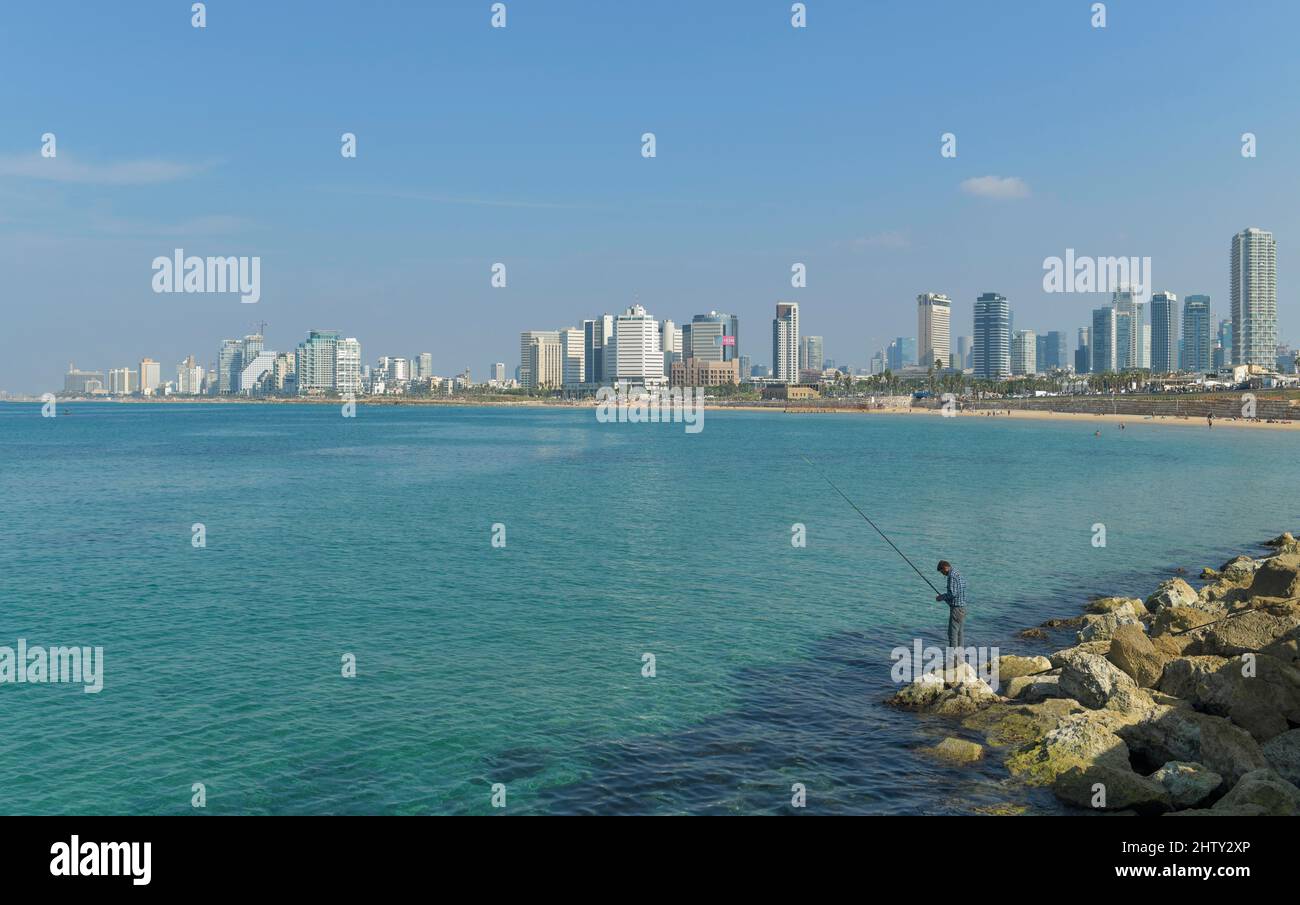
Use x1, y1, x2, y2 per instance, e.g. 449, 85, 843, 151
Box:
800, 454, 941, 595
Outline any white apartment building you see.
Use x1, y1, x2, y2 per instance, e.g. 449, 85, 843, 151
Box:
606, 305, 664, 386
1231, 227, 1278, 368
772, 302, 799, 382
917, 293, 952, 370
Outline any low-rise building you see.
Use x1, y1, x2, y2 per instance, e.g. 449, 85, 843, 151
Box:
761, 383, 820, 401
669, 357, 740, 386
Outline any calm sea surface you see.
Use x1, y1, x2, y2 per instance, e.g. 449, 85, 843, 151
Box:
0, 402, 1295, 814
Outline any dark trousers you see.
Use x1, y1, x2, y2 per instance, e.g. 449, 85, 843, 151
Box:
947, 606, 966, 652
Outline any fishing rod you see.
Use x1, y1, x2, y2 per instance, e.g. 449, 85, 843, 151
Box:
800, 454, 941, 595
1170, 606, 1261, 636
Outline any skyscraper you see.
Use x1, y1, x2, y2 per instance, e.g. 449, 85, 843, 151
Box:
799, 335, 824, 372
582, 314, 614, 384
295, 330, 360, 395
956, 335, 971, 370
972, 293, 1010, 380
684, 311, 739, 363
772, 302, 800, 382
108, 367, 136, 395
239, 350, 279, 395
1112, 289, 1140, 370
886, 337, 915, 371
1214, 319, 1233, 370
1011, 330, 1037, 376
1230, 227, 1277, 368
560, 327, 586, 388
241, 334, 264, 370
217, 339, 241, 394
1075, 327, 1091, 374
139, 358, 162, 395
607, 304, 664, 386
1091, 307, 1117, 374
519, 330, 562, 389
917, 293, 952, 371
660, 319, 682, 375
1044, 330, 1068, 371
335, 338, 361, 395
1181, 295, 1212, 373
1150, 291, 1179, 373
491, 362, 506, 384
177, 356, 204, 395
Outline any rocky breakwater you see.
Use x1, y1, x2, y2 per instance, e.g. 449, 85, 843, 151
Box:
887, 532, 1300, 815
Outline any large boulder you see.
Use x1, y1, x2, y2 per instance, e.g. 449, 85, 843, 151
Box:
1005, 711, 1132, 786
1197, 600, 1300, 656
1261, 625, 1300, 666
1052, 648, 1137, 709
1103, 684, 1166, 725
1087, 596, 1147, 616
1249, 553, 1300, 599
922, 737, 984, 763
997, 654, 1052, 681
1159, 654, 1300, 742
1218, 555, 1259, 584
961, 698, 1081, 748
1150, 761, 1222, 809
1261, 730, 1300, 786
1107, 624, 1166, 688
1151, 631, 1195, 660
886, 661, 999, 715
1158, 655, 1230, 700
1004, 674, 1064, 703
1145, 578, 1199, 613
1077, 610, 1139, 643
1152, 606, 1218, 637
1052, 764, 1171, 813
1118, 708, 1268, 786
1211, 768, 1300, 816
1264, 532, 1297, 549
1200, 580, 1250, 607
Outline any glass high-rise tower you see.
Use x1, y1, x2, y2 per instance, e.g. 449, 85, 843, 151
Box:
1181, 295, 1212, 373
973, 293, 1010, 379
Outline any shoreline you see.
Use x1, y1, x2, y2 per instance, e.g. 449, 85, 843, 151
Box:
8, 396, 1299, 431
888, 532, 1300, 815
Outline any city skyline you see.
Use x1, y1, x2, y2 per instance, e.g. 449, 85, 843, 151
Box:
48, 223, 1291, 398
4, 2, 1300, 394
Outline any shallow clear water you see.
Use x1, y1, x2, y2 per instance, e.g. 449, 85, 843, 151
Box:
0, 403, 1293, 814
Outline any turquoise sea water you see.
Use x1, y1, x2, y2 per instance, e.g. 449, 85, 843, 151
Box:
0, 402, 1295, 815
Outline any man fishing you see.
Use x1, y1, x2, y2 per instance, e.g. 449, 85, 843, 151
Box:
935, 561, 967, 655
800, 456, 973, 663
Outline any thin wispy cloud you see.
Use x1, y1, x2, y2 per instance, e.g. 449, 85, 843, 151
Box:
322, 186, 600, 210
0, 153, 207, 185
960, 175, 1030, 200
87, 213, 253, 237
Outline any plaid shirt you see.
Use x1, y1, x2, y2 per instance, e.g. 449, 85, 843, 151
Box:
941, 569, 968, 608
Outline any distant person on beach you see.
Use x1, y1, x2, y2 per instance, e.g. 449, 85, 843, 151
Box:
1207, 413, 1214, 429
935, 560, 967, 657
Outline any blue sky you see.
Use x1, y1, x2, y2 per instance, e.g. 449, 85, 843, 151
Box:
2, 0, 1298, 392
